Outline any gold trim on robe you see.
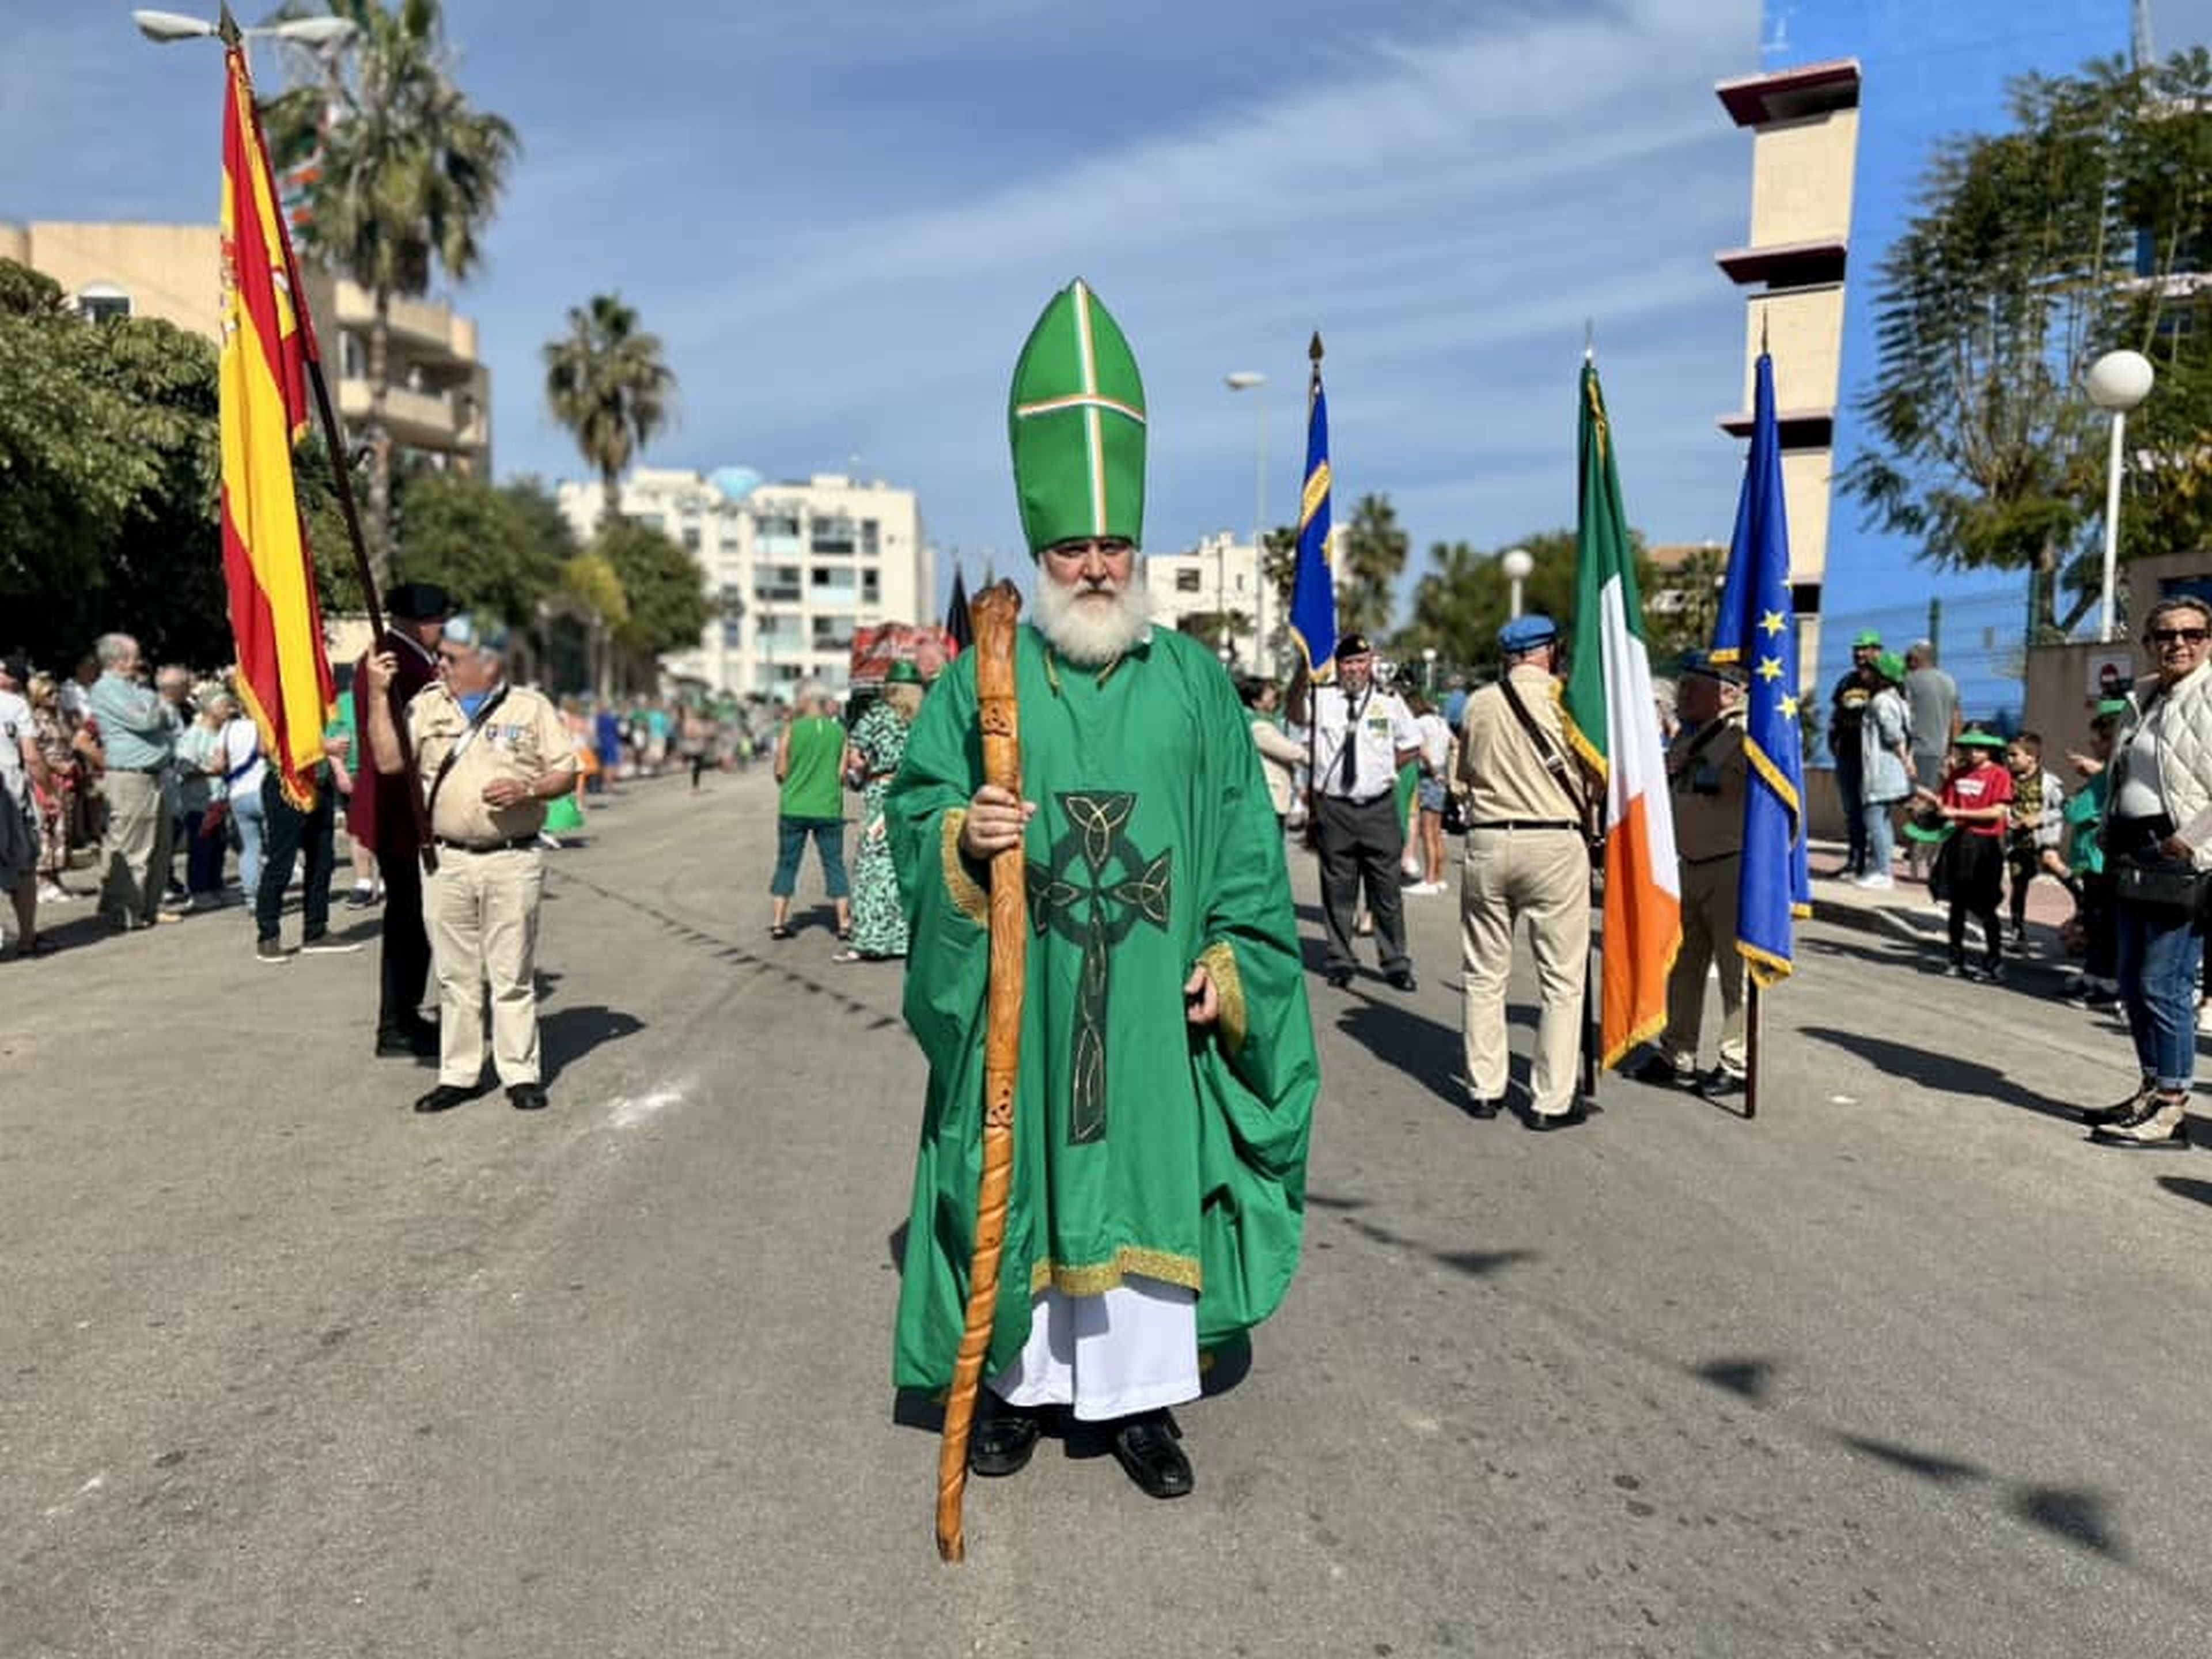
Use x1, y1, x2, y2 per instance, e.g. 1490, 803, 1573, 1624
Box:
940, 810, 990, 927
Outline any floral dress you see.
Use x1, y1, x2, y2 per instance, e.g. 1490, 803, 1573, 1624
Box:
846, 700, 913, 958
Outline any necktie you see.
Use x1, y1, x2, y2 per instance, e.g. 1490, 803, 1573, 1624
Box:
1340, 692, 1362, 793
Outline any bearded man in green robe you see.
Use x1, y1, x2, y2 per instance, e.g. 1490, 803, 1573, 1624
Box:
889, 279, 1320, 1501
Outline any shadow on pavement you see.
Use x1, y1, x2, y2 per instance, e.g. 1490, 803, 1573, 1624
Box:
1686, 1357, 2127, 1561
2154, 1175, 2212, 1207
1798, 1025, 2079, 1125
541, 1004, 644, 1082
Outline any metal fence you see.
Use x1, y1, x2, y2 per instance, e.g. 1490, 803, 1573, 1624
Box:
1815, 578, 2032, 751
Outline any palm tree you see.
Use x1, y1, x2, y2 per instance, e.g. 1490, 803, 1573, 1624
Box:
1337, 493, 1410, 641
543, 294, 676, 529
264, 0, 519, 585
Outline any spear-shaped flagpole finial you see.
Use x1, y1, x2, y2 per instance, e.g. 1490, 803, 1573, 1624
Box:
1584, 318, 1595, 365
217, 3, 243, 47
1760, 309, 1771, 357
1309, 329, 1324, 366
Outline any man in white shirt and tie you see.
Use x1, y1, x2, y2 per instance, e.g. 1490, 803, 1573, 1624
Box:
1308, 633, 1423, 990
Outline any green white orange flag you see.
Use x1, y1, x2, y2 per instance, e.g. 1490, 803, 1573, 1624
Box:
220, 37, 334, 809
1562, 360, 1680, 1067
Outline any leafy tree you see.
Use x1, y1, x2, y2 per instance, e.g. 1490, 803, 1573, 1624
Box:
543, 293, 675, 529
596, 517, 711, 668
1392, 529, 1582, 668
559, 551, 627, 699
264, 0, 519, 585
0, 261, 232, 667
1335, 493, 1408, 640
384, 467, 565, 628
1844, 50, 2212, 630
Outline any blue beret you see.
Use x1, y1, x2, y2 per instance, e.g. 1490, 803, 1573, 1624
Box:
1499, 613, 1559, 653
442, 613, 509, 654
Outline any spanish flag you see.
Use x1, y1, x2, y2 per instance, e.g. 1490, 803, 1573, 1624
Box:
220, 38, 334, 809
1562, 359, 1680, 1068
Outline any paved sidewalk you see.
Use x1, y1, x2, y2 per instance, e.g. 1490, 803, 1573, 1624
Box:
1804, 837, 2081, 977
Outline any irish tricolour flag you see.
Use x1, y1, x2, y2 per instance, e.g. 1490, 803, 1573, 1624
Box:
1562, 361, 1680, 1069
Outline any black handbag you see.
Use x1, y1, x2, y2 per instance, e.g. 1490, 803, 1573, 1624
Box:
2113, 850, 2207, 915
1441, 790, 1472, 836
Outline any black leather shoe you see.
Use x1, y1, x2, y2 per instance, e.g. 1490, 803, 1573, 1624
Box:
968, 1402, 1044, 1477
412, 1084, 478, 1115
507, 1083, 549, 1112
1529, 1100, 1588, 1131
1629, 1053, 1694, 1089
1386, 968, 1417, 992
1109, 1411, 1192, 1499
1324, 967, 1354, 990
1465, 1094, 1502, 1119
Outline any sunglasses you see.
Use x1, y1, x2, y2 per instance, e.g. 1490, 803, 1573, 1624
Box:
2149, 628, 2210, 645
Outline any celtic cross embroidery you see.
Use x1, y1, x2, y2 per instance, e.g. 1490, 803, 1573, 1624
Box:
1025, 791, 1172, 1144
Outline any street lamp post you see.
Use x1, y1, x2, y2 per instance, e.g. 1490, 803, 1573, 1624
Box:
1225, 370, 1267, 669
134, 9, 358, 74
1421, 646, 1438, 695
2085, 349, 2155, 643
1500, 546, 1533, 620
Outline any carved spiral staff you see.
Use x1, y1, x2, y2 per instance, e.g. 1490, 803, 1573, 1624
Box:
935, 580, 1027, 1563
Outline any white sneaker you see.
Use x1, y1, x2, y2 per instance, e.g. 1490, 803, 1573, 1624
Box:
1850, 873, 1896, 890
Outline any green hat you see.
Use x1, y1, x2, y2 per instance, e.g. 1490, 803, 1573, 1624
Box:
884, 659, 923, 685
1903, 814, 1953, 844
1956, 729, 2008, 751
1007, 279, 1147, 555
2093, 697, 2131, 722
1853, 630, 1883, 648
1875, 650, 1906, 683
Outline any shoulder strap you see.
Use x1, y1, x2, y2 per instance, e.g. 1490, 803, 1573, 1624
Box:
422, 684, 512, 830
1497, 672, 1586, 818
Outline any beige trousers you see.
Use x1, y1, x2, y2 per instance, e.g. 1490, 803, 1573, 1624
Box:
98, 770, 173, 927
1460, 827, 1590, 1115
1664, 853, 1746, 1075
425, 846, 545, 1088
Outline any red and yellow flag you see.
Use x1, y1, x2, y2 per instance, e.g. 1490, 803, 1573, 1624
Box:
220, 40, 333, 809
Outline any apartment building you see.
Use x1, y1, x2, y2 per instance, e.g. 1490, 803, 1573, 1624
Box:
1143, 531, 1266, 672
556, 467, 930, 696
0, 218, 491, 476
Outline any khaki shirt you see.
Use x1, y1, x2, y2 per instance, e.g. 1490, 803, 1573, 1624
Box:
407, 680, 575, 845
1667, 711, 1747, 863
1456, 664, 1589, 823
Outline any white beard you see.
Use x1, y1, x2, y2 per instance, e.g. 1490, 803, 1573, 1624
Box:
1033, 574, 1151, 666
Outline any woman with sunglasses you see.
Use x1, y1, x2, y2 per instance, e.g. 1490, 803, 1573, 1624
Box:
2081, 596, 2212, 1147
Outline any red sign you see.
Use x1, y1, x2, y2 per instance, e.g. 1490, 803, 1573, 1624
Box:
850, 622, 957, 687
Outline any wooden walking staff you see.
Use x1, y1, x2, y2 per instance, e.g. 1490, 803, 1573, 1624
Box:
934, 580, 1027, 1563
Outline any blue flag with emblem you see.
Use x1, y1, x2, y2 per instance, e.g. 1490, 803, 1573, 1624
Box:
1289, 358, 1336, 676
1711, 351, 1810, 985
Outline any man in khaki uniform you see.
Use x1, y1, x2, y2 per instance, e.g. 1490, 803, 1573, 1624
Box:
1632, 656, 1748, 1094
1457, 614, 1594, 1128
363, 616, 576, 1114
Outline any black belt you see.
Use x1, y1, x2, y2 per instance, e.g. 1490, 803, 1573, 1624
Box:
110, 763, 166, 774
434, 835, 538, 853
1323, 792, 1394, 808
1470, 819, 1577, 831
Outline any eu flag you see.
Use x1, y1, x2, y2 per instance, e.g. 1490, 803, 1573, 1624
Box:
1711, 352, 1810, 984
1289, 360, 1336, 676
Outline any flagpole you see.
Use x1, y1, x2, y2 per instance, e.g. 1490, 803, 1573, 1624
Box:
1743, 981, 1761, 1120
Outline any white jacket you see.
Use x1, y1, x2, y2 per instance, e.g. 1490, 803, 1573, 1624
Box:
2112, 660, 2212, 870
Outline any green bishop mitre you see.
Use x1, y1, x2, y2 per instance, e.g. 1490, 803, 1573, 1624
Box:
1007, 278, 1147, 555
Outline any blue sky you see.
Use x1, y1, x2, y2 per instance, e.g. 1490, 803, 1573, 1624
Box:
6, 0, 2211, 613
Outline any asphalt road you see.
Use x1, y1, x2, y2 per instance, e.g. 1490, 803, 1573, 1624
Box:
5, 770, 2209, 1658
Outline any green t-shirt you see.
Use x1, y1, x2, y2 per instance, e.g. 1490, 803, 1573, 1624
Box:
779, 715, 845, 820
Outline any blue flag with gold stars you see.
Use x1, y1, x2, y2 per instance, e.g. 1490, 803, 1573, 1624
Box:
1711, 351, 1810, 984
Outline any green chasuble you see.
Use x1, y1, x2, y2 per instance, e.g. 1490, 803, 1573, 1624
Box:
888, 624, 1320, 1391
